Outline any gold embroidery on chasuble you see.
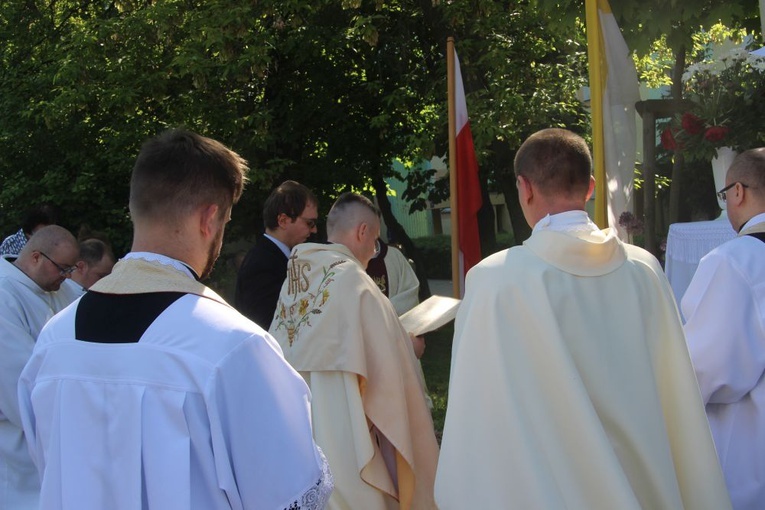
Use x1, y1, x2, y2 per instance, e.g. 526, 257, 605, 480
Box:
274, 257, 347, 347
372, 275, 387, 295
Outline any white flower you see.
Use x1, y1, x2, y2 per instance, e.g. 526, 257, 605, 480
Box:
728, 47, 748, 61
751, 58, 765, 72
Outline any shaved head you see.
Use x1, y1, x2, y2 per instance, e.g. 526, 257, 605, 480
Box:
22, 225, 78, 258
15, 225, 79, 291
326, 193, 380, 237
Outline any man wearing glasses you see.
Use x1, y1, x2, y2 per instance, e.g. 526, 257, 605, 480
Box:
682, 147, 765, 510
235, 180, 319, 329
0, 224, 78, 509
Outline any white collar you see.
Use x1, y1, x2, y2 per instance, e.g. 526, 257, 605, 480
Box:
532, 210, 599, 234
264, 233, 292, 258
740, 212, 765, 231
123, 252, 197, 280
0, 256, 49, 295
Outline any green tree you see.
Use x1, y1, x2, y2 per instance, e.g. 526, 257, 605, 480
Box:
535, 0, 761, 233
0, 0, 590, 273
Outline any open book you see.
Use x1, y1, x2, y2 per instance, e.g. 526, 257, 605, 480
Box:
399, 295, 461, 337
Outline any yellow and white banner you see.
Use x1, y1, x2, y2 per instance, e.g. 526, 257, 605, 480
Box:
586, 0, 641, 237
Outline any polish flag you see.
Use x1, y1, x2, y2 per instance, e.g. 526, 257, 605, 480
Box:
453, 49, 483, 285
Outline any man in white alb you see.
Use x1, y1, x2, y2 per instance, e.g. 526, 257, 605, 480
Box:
18, 129, 332, 510
682, 147, 765, 510
435, 128, 731, 509
0, 225, 78, 509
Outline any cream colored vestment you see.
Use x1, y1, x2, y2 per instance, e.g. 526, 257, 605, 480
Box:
270, 243, 438, 510
436, 226, 731, 510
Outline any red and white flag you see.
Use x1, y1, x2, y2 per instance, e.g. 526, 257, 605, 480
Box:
453, 49, 482, 288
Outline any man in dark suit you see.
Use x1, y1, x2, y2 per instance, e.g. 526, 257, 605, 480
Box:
235, 181, 318, 329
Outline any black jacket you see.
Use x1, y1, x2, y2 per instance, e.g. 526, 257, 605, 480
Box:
234, 235, 288, 330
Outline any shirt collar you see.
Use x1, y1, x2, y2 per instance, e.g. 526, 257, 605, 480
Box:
740, 212, 765, 232
123, 252, 198, 280
264, 233, 292, 258
532, 210, 599, 234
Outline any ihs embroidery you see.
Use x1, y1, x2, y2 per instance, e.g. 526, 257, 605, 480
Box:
274, 257, 346, 347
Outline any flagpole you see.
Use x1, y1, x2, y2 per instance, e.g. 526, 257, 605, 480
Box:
586, 0, 608, 228
447, 37, 460, 298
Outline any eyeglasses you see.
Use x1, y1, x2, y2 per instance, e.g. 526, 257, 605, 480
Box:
39, 252, 77, 277
717, 182, 749, 202
300, 217, 317, 229
373, 239, 381, 257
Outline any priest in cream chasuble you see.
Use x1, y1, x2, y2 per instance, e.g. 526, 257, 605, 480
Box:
270, 234, 438, 510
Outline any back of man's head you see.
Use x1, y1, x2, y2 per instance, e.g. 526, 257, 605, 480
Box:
728, 148, 765, 204
326, 193, 380, 238
263, 180, 318, 230
129, 129, 249, 226
22, 203, 59, 236
74, 238, 116, 289
78, 238, 114, 267
514, 128, 592, 200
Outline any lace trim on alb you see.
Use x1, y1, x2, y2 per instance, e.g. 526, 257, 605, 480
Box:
283, 447, 334, 510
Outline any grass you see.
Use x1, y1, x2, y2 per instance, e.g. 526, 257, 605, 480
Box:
421, 323, 454, 440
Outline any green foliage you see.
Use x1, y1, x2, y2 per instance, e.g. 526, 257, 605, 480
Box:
533, 0, 760, 55
0, 0, 593, 248
634, 36, 675, 88
412, 232, 515, 279
411, 235, 451, 279
420, 322, 454, 437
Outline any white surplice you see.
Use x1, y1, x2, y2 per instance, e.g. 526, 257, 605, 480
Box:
381, 246, 419, 316
18, 254, 332, 510
436, 211, 731, 510
51, 277, 85, 310
0, 256, 59, 509
681, 212, 765, 510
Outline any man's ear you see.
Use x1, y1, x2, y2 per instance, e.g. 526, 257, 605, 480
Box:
356, 221, 367, 243
276, 213, 291, 229
517, 175, 533, 203
585, 176, 596, 202
200, 204, 220, 238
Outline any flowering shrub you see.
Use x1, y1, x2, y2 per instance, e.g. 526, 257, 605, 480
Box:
662, 46, 765, 161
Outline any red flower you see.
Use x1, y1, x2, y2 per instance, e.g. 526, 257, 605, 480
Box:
661, 128, 677, 151
704, 126, 729, 143
681, 113, 704, 135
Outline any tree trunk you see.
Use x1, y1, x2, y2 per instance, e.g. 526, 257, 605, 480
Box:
499, 171, 531, 244
372, 176, 432, 301
668, 47, 686, 226
478, 183, 496, 255
491, 140, 530, 245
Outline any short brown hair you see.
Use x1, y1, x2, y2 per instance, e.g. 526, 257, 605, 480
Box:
514, 128, 592, 198
263, 180, 317, 230
729, 148, 765, 198
79, 238, 115, 266
129, 129, 248, 222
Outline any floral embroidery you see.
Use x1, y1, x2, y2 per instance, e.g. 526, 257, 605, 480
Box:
274, 259, 346, 346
